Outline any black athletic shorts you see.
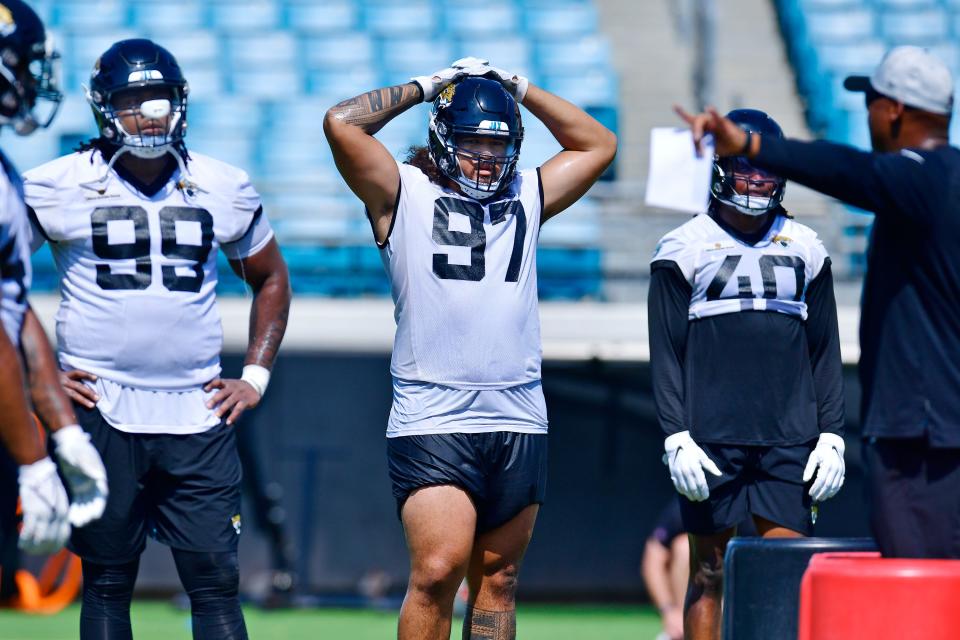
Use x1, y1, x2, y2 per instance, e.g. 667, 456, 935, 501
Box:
387, 432, 547, 533
680, 441, 817, 536
66, 404, 243, 564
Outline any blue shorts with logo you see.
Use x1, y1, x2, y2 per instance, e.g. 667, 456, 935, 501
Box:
65, 404, 243, 564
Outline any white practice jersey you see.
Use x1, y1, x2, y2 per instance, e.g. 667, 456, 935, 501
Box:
382, 162, 544, 389
651, 213, 829, 321
0, 152, 30, 348
24, 150, 272, 394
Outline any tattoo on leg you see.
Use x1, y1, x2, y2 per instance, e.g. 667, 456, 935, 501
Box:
462, 606, 516, 640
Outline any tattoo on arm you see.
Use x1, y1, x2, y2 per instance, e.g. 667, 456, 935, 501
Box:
329, 83, 422, 135
463, 607, 516, 640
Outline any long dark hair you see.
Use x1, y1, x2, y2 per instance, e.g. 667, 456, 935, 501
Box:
404, 145, 443, 185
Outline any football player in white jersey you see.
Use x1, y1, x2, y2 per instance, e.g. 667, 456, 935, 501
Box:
649, 110, 845, 640
0, 0, 108, 578
23, 39, 290, 640
325, 60, 616, 639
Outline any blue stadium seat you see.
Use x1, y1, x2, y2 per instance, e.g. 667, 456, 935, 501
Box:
131, 0, 207, 33
284, 0, 359, 33
804, 9, 875, 43
188, 97, 263, 136
799, 0, 866, 9
523, 3, 599, 39
541, 71, 617, 108
151, 32, 219, 67
178, 65, 227, 100
443, 4, 521, 38
230, 67, 304, 97
53, 0, 128, 30
379, 38, 456, 82
363, 2, 436, 37
928, 42, 960, 73
226, 32, 299, 69
65, 31, 137, 90
303, 32, 375, 69
187, 134, 257, 169
536, 35, 612, 76
879, 9, 949, 45
307, 68, 380, 97
210, 0, 281, 31
815, 41, 886, 73
873, 0, 938, 8
453, 36, 533, 75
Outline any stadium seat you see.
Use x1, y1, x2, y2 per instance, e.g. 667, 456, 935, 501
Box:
188, 97, 263, 136
187, 135, 257, 169
210, 0, 281, 31
815, 41, 886, 73
541, 71, 618, 108
52, 0, 128, 30
230, 67, 304, 98
443, 3, 521, 38
131, 0, 207, 33
803, 9, 875, 43
722, 538, 877, 640
284, 0, 358, 33
879, 9, 949, 45
453, 35, 534, 75
150, 32, 219, 67
523, 3, 599, 39
307, 68, 380, 98
379, 38, 456, 81
362, 2, 436, 37
798, 553, 960, 640
873, 0, 938, 8
225, 32, 299, 69
303, 32, 375, 69
536, 35, 612, 76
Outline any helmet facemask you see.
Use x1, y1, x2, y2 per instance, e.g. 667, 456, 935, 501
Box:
711, 156, 785, 216
88, 83, 188, 159
427, 77, 523, 201
0, 34, 62, 135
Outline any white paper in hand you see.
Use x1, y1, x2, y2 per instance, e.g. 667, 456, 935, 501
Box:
644, 127, 715, 214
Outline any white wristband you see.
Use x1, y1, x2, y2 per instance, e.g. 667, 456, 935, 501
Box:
241, 365, 270, 398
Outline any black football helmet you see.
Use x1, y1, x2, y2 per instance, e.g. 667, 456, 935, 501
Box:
0, 0, 61, 135
87, 38, 188, 158
428, 76, 523, 200
711, 109, 786, 216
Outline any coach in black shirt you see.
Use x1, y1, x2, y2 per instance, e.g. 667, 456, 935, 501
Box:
679, 46, 960, 558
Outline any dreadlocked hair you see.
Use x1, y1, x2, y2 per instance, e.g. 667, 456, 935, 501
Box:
74, 136, 192, 165
404, 145, 443, 185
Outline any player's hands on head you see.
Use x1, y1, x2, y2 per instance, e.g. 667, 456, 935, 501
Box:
674, 105, 749, 158
662, 430, 722, 502
51, 424, 108, 527
204, 378, 261, 426
17, 456, 71, 554
60, 369, 99, 409
411, 64, 470, 103
802, 433, 845, 502
452, 57, 529, 102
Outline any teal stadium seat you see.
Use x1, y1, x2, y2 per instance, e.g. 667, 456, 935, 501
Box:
362, 2, 436, 37
523, 3, 598, 39
284, 0, 359, 33
879, 8, 949, 45
210, 0, 281, 31
443, 4, 521, 38
379, 37, 456, 83
131, 0, 207, 33
52, 0, 128, 30
303, 32, 375, 69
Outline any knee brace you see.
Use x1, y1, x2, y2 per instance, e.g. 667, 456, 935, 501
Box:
80, 559, 139, 640
171, 549, 248, 640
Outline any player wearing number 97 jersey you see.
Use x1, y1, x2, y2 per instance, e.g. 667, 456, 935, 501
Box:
649, 109, 845, 640
325, 62, 616, 639
22, 39, 291, 640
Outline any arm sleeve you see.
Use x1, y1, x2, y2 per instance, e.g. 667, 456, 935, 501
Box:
803, 258, 845, 436
754, 137, 936, 224
648, 261, 692, 437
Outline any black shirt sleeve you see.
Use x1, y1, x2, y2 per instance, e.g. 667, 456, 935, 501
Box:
648, 260, 692, 437
804, 258, 844, 436
754, 137, 938, 225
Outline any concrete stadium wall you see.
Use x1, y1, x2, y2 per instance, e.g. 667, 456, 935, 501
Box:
135, 354, 870, 600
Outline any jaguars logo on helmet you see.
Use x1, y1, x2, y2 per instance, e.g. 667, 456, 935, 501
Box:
711, 109, 786, 216
0, 0, 62, 135
428, 76, 523, 201
87, 38, 188, 159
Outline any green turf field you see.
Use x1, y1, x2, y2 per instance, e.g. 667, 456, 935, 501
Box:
0, 602, 662, 639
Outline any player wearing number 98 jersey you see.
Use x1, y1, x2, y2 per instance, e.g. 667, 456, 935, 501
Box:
648, 109, 845, 640
22, 39, 291, 640
325, 61, 616, 639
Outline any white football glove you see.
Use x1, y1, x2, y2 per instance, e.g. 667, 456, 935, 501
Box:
802, 433, 845, 502
52, 424, 108, 527
18, 456, 71, 554
451, 57, 530, 102
411, 64, 470, 103
663, 431, 722, 502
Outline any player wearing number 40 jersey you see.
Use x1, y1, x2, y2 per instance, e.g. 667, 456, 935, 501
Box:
23, 39, 291, 640
649, 109, 845, 640
325, 59, 616, 640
